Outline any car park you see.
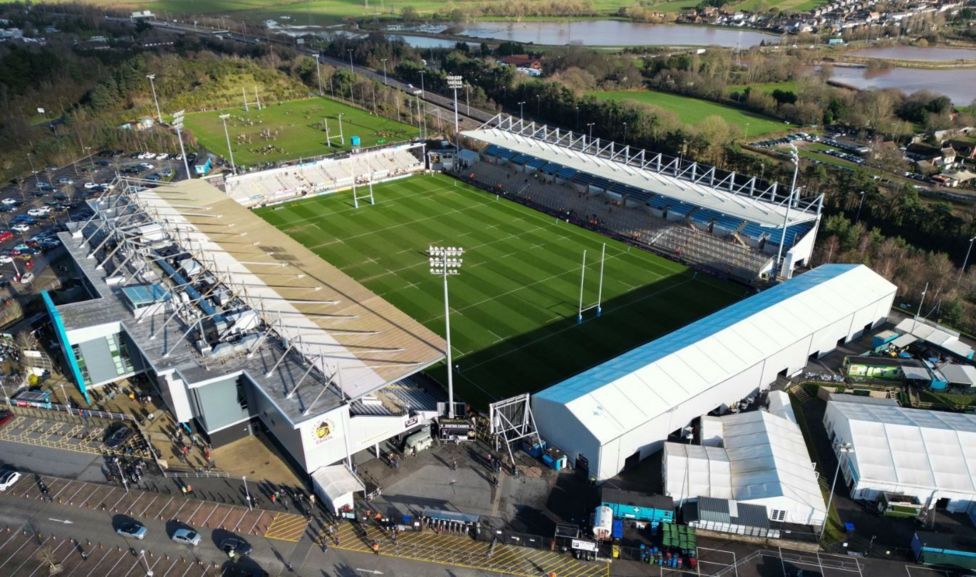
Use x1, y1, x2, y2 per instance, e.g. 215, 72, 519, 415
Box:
0, 468, 21, 491
171, 528, 202, 546
116, 521, 147, 540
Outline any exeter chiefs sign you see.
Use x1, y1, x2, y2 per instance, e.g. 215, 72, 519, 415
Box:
311, 419, 334, 445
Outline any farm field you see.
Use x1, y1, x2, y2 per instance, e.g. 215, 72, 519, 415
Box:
593, 89, 789, 138
256, 173, 745, 407
183, 97, 416, 167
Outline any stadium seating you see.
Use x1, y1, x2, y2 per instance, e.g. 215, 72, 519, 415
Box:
223, 147, 424, 208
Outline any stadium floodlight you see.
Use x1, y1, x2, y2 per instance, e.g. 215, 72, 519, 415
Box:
429, 245, 464, 419
219, 114, 237, 175
146, 74, 162, 123
447, 75, 463, 156
775, 143, 799, 279
171, 110, 191, 180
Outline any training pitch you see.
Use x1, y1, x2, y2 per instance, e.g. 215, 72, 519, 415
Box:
256, 173, 745, 407
184, 97, 415, 167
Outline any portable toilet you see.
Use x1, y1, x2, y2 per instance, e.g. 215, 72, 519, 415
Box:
351, 135, 361, 148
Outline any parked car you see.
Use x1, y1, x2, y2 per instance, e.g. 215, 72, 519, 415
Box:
220, 536, 252, 557
0, 468, 21, 491
0, 410, 14, 428
56, 177, 74, 186
1, 198, 18, 205
11, 224, 30, 233
27, 208, 50, 217
103, 423, 133, 449
0, 231, 14, 242
115, 521, 147, 540
171, 527, 201, 546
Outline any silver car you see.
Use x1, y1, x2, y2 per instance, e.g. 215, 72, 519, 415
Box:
171, 527, 201, 546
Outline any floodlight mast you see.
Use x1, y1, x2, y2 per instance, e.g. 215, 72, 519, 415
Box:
219, 114, 237, 175
429, 246, 464, 419
447, 76, 463, 157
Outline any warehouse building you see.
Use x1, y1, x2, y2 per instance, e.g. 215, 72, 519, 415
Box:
663, 391, 827, 527
824, 396, 976, 513
532, 263, 898, 481
48, 179, 446, 491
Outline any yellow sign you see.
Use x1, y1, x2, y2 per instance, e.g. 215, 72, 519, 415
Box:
312, 419, 333, 444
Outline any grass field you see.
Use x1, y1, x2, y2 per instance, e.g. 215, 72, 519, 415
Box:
594, 90, 789, 138
183, 97, 415, 167
255, 173, 744, 407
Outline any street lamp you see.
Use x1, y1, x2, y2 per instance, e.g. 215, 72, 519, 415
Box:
347, 49, 355, 74
243, 475, 252, 511
820, 442, 854, 541
146, 74, 162, 124
116, 458, 129, 494
139, 549, 154, 577
25, 152, 38, 187
622, 121, 627, 143
59, 382, 71, 416
586, 122, 595, 140
776, 143, 800, 279
418, 70, 426, 98
219, 114, 237, 175
429, 246, 463, 419
517, 101, 525, 121
958, 235, 976, 285
172, 111, 192, 180
381, 58, 388, 85
854, 190, 865, 225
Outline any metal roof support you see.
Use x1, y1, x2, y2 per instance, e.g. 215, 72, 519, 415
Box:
287, 355, 321, 399
163, 313, 216, 357
610, 145, 629, 162
149, 284, 219, 334
302, 364, 338, 416
265, 337, 299, 378
95, 239, 128, 270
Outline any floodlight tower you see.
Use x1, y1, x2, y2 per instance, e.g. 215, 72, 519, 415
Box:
429, 246, 464, 419
172, 110, 192, 179
447, 75, 463, 156
146, 74, 162, 124
776, 142, 800, 279
219, 114, 237, 175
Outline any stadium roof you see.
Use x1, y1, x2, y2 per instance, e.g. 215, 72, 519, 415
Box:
534, 264, 897, 444
463, 121, 819, 229
828, 397, 976, 494
134, 179, 445, 400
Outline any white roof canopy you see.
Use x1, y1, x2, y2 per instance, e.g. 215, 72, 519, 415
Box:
828, 399, 976, 494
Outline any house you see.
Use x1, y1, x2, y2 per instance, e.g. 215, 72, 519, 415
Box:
498, 54, 542, 72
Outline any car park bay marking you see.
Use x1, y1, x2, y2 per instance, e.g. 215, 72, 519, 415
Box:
47, 518, 73, 524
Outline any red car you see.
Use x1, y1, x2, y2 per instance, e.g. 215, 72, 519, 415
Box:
0, 231, 13, 243
0, 411, 13, 428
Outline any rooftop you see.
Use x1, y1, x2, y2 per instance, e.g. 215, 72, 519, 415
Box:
58, 178, 446, 425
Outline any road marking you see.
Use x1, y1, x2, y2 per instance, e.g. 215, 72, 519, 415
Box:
66, 481, 87, 504
139, 494, 159, 517
47, 518, 73, 524
201, 503, 220, 527
355, 570, 383, 575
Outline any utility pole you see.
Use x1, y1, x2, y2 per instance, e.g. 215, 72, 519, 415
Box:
958, 235, 976, 285
315, 54, 323, 96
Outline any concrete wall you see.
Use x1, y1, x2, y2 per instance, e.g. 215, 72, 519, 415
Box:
250, 381, 306, 471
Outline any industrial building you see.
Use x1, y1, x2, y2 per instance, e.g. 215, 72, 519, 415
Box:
662, 391, 827, 527
47, 178, 446, 506
824, 395, 976, 513
532, 263, 898, 481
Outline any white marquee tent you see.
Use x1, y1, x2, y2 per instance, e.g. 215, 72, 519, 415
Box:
824, 397, 976, 513
533, 264, 897, 481
664, 391, 826, 527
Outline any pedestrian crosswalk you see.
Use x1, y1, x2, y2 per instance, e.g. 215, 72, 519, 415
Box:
324, 520, 609, 577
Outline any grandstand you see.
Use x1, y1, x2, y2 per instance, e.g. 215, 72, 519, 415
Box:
223, 143, 425, 208
461, 115, 823, 284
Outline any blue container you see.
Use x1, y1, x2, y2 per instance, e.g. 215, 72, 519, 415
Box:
402, 514, 414, 525
612, 520, 624, 540
351, 135, 361, 147
844, 521, 856, 533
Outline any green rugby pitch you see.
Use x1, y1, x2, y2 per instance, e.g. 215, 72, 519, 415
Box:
256, 173, 745, 407
184, 97, 415, 167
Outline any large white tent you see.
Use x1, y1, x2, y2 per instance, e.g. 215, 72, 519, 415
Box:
824, 396, 976, 513
664, 391, 827, 527
533, 264, 897, 481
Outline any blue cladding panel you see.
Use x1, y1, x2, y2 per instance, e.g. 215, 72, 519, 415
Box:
42, 291, 91, 404
535, 264, 860, 404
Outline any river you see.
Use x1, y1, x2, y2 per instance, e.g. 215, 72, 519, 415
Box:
829, 66, 976, 105
846, 46, 976, 62
423, 21, 780, 48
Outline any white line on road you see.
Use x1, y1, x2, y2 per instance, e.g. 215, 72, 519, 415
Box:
47, 518, 73, 524
355, 569, 384, 575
